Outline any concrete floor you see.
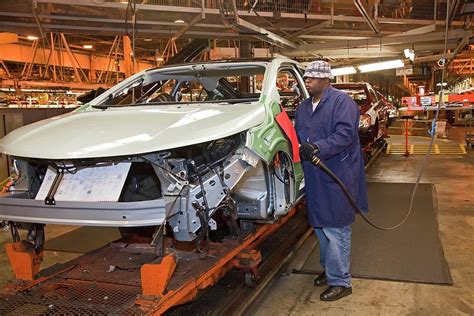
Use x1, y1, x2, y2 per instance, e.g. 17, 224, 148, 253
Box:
256, 132, 474, 315
0, 128, 472, 315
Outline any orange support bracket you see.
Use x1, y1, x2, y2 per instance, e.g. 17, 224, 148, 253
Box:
140, 253, 177, 296
5, 241, 44, 281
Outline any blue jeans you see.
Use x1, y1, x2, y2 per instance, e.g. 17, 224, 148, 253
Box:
314, 226, 352, 287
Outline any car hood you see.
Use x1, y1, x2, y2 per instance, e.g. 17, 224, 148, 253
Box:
0, 103, 266, 159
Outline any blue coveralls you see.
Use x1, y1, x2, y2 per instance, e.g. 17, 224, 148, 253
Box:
295, 86, 369, 287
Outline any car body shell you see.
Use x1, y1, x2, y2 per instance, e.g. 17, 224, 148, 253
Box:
376, 91, 399, 125
0, 58, 307, 234
333, 82, 388, 147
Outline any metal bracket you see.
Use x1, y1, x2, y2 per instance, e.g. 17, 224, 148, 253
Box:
44, 169, 64, 205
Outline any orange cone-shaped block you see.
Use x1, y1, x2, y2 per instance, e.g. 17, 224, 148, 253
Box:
5, 241, 44, 281
141, 253, 177, 296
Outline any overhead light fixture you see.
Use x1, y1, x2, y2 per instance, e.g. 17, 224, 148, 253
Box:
403, 48, 415, 62
436, 82, 448, 87
27, 35, 38, 40
120, 1, 128, 3
144, 38, 153, 42
174, 19, 185, 24
331, 66, 357, 77
358, 59, 404, 73
83, 44, 93, 49
156, 57, 164, 61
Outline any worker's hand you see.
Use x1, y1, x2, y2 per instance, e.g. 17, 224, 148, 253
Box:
299, 143, 320, 161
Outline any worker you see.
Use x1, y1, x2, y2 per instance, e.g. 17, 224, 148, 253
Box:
295, 60, 369, 301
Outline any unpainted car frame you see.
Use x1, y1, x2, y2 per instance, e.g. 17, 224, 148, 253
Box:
0, 58, 308, 252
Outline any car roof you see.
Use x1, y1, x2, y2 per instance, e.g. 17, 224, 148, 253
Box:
144, 57, 298, 73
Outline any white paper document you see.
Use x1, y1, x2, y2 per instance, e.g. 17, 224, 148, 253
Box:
35, 163, 132, 202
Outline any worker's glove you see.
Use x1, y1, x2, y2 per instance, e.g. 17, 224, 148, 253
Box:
299, 142, 320, 161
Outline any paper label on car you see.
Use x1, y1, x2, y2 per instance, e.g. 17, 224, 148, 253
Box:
35, 163, 132, 202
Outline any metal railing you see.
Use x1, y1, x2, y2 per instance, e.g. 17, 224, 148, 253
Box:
115, 0, 454, 21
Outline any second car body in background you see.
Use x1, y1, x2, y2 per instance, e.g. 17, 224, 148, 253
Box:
333, 82, 389, 149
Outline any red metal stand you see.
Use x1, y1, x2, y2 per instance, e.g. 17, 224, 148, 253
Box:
403, 118, 411, 157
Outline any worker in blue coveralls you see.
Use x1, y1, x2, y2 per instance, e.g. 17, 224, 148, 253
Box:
295, 60, 369, 301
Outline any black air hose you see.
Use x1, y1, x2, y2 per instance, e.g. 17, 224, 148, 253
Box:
310, 156, 413, 231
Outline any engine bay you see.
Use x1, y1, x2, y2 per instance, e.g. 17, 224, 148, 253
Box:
2, 133, 295, 254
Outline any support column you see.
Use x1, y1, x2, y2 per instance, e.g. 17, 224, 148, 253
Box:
60, 33, 83, 83
239, 41, 252, 93
123, 36, 134, 78
0, 60, 11, 78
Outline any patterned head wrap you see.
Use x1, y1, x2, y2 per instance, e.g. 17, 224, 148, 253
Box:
303, 60, 334, 80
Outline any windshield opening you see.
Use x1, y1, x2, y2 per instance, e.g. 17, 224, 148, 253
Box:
97, 64, 266, 107
336, 87, 368, 107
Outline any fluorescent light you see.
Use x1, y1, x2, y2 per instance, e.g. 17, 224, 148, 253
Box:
27, 35, 38, 40
83, 44, 93, 49
144, 38, 153, 42
156, 57, 164, 61
358, 59, 404, 73
174, 19, 185, 24
331, 66, 357, 77
436, 82, 447, 87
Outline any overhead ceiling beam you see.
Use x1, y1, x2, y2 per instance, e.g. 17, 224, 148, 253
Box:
0, 32, 18, 44
289, 29, 473, 53
32, 0, 465, 27
171, 14, 203, 41
234, 18, 297, 48
319, 51, 399, 58
0, 79, 112, 90
414, 51, 474, 64
250, 11, 301, 43
397, 24, 436, 36
286, 20, 331, 39
0, 12, 226, 30
0, 21, 239, 38
0, 42, 153, 71
452, 37, 471, 57
448, 0, 462, 25
287, 41, 459, 58
1, 11, 393, 41
219, 0, 297, 49
409, 42, 460, 52
318, 45, 401, 55
447, 36, 471, 66
353, 0, 380, 34
299, 35, 370, 40
0, 12, 398, 39
415, 52, 455, 63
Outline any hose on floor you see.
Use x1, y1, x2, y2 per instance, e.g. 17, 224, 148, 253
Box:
310, 156, 410, 231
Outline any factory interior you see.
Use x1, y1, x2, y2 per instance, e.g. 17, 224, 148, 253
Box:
0, 0, 473, 315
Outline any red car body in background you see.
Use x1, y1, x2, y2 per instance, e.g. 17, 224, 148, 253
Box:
333, 82, 389, 149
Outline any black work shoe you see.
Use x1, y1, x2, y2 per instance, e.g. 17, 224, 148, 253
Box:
320, 286, 352, 301
313, 271, 327, 286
